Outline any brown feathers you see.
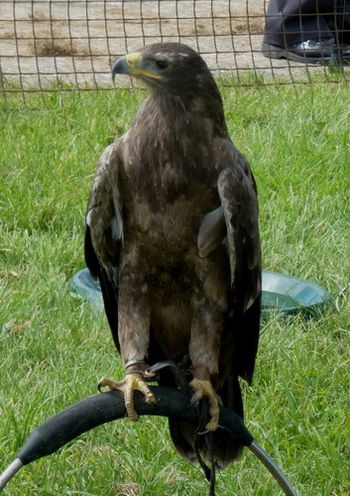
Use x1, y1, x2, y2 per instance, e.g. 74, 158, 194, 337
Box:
85, 42, 261, 466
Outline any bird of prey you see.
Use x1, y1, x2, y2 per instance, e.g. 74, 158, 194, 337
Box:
85, 42, 261, 466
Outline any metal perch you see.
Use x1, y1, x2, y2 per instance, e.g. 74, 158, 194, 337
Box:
0, 386, 298, 495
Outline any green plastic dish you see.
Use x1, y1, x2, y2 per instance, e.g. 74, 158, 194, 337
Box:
260, 270, 333, 317
71, 268, 333, 317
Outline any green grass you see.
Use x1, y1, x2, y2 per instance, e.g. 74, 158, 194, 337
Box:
1, 82, 350, 495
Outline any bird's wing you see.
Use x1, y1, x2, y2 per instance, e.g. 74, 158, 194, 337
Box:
198, 138, 261, 385
84, 143, 123, 351
217, 150, 261, 384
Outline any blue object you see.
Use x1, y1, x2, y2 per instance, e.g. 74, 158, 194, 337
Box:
71, 268, 333, 317
260, 270, 333, 317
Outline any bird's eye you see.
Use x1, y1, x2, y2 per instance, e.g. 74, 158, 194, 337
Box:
156, 60, 168, 70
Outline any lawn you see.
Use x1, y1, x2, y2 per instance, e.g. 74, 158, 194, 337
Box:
0, 81, 350, 495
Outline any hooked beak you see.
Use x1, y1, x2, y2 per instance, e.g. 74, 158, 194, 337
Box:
111, 52, 162, 82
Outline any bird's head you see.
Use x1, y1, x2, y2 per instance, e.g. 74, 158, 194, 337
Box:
112, 42, 215, 97
112, 42, 227, 136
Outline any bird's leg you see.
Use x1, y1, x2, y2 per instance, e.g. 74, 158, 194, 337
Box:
100, 268, 156, 421
189, 297, 224, 432
190, 365, 222, 431
98, 362, 156, 421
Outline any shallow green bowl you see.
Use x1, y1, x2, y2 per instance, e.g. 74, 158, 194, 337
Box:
71, 269, 333, 318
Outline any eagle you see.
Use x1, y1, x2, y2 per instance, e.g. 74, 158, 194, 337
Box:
84, 42, 261, 467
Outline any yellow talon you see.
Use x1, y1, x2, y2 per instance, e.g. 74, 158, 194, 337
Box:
98, 373, 156, 421
190, 378, 222, 431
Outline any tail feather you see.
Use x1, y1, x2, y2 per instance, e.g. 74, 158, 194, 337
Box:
169, 375, 244, 467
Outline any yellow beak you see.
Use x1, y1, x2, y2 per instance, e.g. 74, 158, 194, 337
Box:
112, 52, 162, 81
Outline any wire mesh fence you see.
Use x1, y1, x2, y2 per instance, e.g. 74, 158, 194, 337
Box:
1, 0, 350, 100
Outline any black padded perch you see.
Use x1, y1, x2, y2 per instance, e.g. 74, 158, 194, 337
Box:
0, 386, 298, 495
